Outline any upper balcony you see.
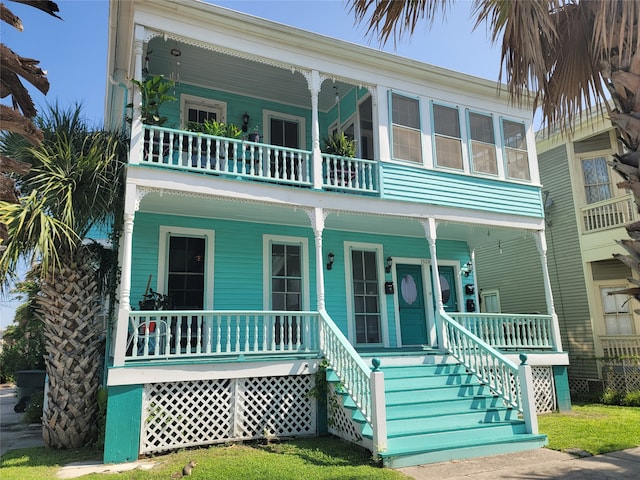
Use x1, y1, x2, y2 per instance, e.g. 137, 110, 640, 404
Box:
114, 2, 544, 220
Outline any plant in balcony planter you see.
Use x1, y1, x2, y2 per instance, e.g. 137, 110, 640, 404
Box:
248, 125, 261, 143
127, 75, 176, 161
322, 131, 357, 186
322, 131, 356, 157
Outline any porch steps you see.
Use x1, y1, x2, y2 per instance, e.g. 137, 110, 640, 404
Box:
331, 357, 547, 468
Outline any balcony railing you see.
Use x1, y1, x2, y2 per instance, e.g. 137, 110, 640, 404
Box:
581, 195, 637, 233
600, 335, 640, 357
448, 313, 556, 351
126, 310, 320, 361
137, 125, 378, 195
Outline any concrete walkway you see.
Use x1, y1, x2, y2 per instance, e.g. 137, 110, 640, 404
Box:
2, 383, 639, 479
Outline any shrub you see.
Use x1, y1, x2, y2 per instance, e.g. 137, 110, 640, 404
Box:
21, 390, 44, 424
601, 388, 623, 405
622, 390, 640, 407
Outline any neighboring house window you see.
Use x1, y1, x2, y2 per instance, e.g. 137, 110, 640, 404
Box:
582, 157, 611, 204
601, 286, 634, 335
433, 103, 463, 170
468, 111, 497, 175
391, 93, 422, 163
351, 249, 382, 344
501, 119, 530, 180
480, 289, 501, 313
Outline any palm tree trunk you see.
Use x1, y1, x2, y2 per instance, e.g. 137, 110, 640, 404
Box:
38, 251, 104, 448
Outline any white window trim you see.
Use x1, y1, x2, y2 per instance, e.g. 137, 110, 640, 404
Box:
466, 109, 499, 178
431, 100, 469, 174
180, 94, 227, 128
389, 91, 424, 165
343, 241, 390, 347
262, 110, 306, 149
480, 289, 501, 313
500, 117, 531, 182
157, 226, 215, 309
262, 234, 310, 311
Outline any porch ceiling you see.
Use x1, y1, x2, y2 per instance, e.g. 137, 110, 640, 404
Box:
138, 191, 530, 248
146, 37, 352, 113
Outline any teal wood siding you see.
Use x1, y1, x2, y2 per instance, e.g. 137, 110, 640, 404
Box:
103, 384, 143, 463
381, 163, 543, 217
132, 214, 469, 347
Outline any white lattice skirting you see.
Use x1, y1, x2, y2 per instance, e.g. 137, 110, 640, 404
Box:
532, 366, 556, 413
141, 375, 317, 454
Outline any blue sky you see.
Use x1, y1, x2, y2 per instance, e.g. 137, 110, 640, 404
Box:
0, 0, 503, 328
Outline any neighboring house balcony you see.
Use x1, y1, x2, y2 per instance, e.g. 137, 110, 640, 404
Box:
580, 194, 638, 234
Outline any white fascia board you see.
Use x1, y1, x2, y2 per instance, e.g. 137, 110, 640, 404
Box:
503, 352, 570, 366
107, 358, 320, 386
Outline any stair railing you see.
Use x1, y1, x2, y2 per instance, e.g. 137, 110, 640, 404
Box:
440, 310, 538, 433
318, 311, 387, 451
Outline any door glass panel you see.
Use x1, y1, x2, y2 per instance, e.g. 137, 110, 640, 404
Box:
167, 236, 205, 309
271, 243, 302, 345
352, 250, 382, 344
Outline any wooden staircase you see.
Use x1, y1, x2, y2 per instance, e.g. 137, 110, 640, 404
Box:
332, 355, 547, 468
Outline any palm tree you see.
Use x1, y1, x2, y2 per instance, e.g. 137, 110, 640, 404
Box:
0, 104, 127, 448
349, 0, 640, 300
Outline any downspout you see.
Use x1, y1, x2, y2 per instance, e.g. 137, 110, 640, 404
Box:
109, 75, 129, 132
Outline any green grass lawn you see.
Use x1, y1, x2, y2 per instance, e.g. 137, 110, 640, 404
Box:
0, 437, 412, 480
538, 403, 640, 455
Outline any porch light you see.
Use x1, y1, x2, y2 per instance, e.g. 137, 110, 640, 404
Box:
461, 261, 473, 277
385, 256, 393, 273
327, 252, 335, 270
242, 112, 250, 132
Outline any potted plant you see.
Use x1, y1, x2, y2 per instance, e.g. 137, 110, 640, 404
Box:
248, 125, 261, 143
128, 75, 176, 161
322, 131, 357, 186
322, 131, 356, 157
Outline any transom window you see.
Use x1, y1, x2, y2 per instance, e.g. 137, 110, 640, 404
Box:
391, 93, 422, 163
433, 103, 463, 170
502, 119, 530, 180
601, 286, 634, 335
181, 95, 226, 128
582, 157, 611, 204
468, 111, 497, 175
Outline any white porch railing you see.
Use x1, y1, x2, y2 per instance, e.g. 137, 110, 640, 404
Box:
600, 335, 640, 357
581, 195, 637, 233
441, 312, 534, 421
138, 125, 379, 194
321, 153, 378, 193
448, 313, 555, 350
126, 310, 320, 360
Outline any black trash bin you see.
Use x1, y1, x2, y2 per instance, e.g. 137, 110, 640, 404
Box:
14, 370, 46, 413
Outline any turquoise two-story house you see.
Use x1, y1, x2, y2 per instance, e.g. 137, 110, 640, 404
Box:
103, 0, 570, 468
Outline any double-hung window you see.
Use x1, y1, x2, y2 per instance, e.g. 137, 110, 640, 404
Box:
582, 157, 611, 204
468, 111, 497, 175
433, 103, 463, 170
601, 286, 634, 335
501, 119, 530, 180
391, 93, 422, 163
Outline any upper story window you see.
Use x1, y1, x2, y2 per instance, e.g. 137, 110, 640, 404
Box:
468, 111, 497, 175
181, 94, 226, 128
391, 93, 422, 163
501, 119, 530, 180
582, 156, 611, 204
433, 103, 463, 170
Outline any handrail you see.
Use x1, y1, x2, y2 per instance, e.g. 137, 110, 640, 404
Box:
321, 153, 379, 193
440, 310, 524, 411
448, 313, 555, 350
318, 311, 373, 422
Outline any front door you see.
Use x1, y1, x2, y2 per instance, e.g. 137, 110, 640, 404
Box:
439, 265, 458, 312
397, 264, 428, 345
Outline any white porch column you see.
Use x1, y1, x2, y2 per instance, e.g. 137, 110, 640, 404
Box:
306, 207, 327, 311
129, 24, 146, 166
112, 183, 139, 366
535, 230, 564, 351
422, 218, 446, 348
305, 70, 324, 190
